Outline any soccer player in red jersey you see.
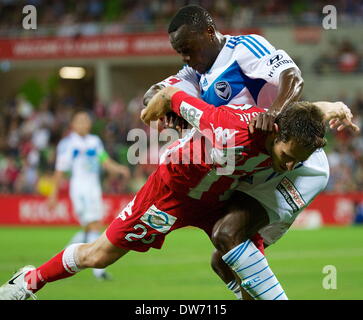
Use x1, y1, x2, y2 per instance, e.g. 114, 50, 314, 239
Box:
0, 86, 356, 300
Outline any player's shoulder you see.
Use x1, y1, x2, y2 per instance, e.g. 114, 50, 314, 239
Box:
57, 135, 72, 152
86, 133, 103, 144
222, 103, 265, 114
226, 33, 276, 61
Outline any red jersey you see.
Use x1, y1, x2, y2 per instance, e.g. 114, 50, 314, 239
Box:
158, 91, 273, 204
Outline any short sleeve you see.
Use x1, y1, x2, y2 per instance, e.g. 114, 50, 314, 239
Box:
156, 66, 200, 98
55, 138, 72, 172
235, 34, 300, 86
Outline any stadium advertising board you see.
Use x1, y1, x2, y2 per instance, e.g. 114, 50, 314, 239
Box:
0, 193, 360, 226
0, 29, 260, 60
0, 194, 134, 225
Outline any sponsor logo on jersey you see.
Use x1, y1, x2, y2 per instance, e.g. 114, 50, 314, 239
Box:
140, 205, 177, 233
277, 177, 306, 213
180, 101, 203, 129
202, 78, 208, 88
234, 111, 260, 123
267, 54, 283, 66
267, 59, 294, 78
214, 81, 232, 100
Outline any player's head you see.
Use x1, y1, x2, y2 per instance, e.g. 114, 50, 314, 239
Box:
71, 110, 92, 136
269, 102, 326, 173
168, 5, 220, 74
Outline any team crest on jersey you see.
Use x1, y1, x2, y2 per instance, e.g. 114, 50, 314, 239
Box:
214, 81, 232, 101
277, 177, 306, 213
140, 205, 177, 233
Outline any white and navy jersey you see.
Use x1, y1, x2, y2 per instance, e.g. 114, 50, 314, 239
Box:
55, 132, 105, 187
237, 149, 330, 244
158, 34, 299, 108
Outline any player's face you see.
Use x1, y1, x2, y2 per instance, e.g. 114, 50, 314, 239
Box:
270, 139, 313, 173
169, 24, 218, 74
72, 112, 92, 136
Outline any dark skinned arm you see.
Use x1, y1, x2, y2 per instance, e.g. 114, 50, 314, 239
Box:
249, 67, 304, 133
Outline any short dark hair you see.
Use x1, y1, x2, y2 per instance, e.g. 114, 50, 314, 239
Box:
168, 5, 215, 34
275, 101, 326, 151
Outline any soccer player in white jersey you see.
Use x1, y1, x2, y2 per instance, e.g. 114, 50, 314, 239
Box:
48, 110, 130, 280
143, 5, 359, 299
0, 86, 355, 300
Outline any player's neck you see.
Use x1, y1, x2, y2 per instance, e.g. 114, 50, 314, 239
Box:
216, 32, 226, 51
264, 133, 274, 156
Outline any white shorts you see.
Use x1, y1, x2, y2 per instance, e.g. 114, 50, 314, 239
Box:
236, 149, 330, 245
70, 182, 104, 226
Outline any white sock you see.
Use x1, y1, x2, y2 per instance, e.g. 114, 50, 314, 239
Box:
222, 240, 288, 300
227, 279, 242, 300
62, 243, 83, 274
85, 231, 107, 277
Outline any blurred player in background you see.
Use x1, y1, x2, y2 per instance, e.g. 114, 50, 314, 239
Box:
143, 5, 359, 299
48, 110, 130, 280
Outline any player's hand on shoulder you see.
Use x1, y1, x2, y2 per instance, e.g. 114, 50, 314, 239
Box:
248, 109, 279, 134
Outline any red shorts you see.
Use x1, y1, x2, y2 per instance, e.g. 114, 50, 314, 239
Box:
106, 169, 265, 254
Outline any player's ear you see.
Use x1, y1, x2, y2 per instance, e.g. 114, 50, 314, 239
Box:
206, 25, 215, 40
273, 123, 279, 134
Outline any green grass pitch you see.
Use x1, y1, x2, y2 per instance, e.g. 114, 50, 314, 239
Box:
0, 226, 362, 300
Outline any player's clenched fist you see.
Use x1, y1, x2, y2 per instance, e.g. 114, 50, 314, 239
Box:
141, 86, 181, 126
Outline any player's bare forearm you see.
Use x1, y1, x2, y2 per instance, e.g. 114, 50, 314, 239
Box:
249, 68, 303, 133
313, 101, 360, 132
102, 158, 131, 179
47, 170, 64, 208
270, 67, 304, 112
51, 170, 64, 197
141, 86, 181, 125
143, 83, 165, 106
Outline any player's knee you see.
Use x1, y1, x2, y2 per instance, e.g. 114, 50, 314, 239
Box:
211, 221, 247, 254
210, 249, 222, 274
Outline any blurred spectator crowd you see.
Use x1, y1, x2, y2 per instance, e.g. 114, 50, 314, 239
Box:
1, 0, 363, 37
0, 87, 362, 196
0, 89, 156, 196
313, 38, 363, 74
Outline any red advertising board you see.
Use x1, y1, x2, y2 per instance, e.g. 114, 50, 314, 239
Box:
0, 192, 361, 226
0, 29, 261, 60
0, 194, 134, 226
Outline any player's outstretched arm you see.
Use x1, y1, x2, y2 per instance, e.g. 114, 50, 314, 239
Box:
313, 101, 360, 133
47, 170, 64, 210
102, 158, 131, 180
